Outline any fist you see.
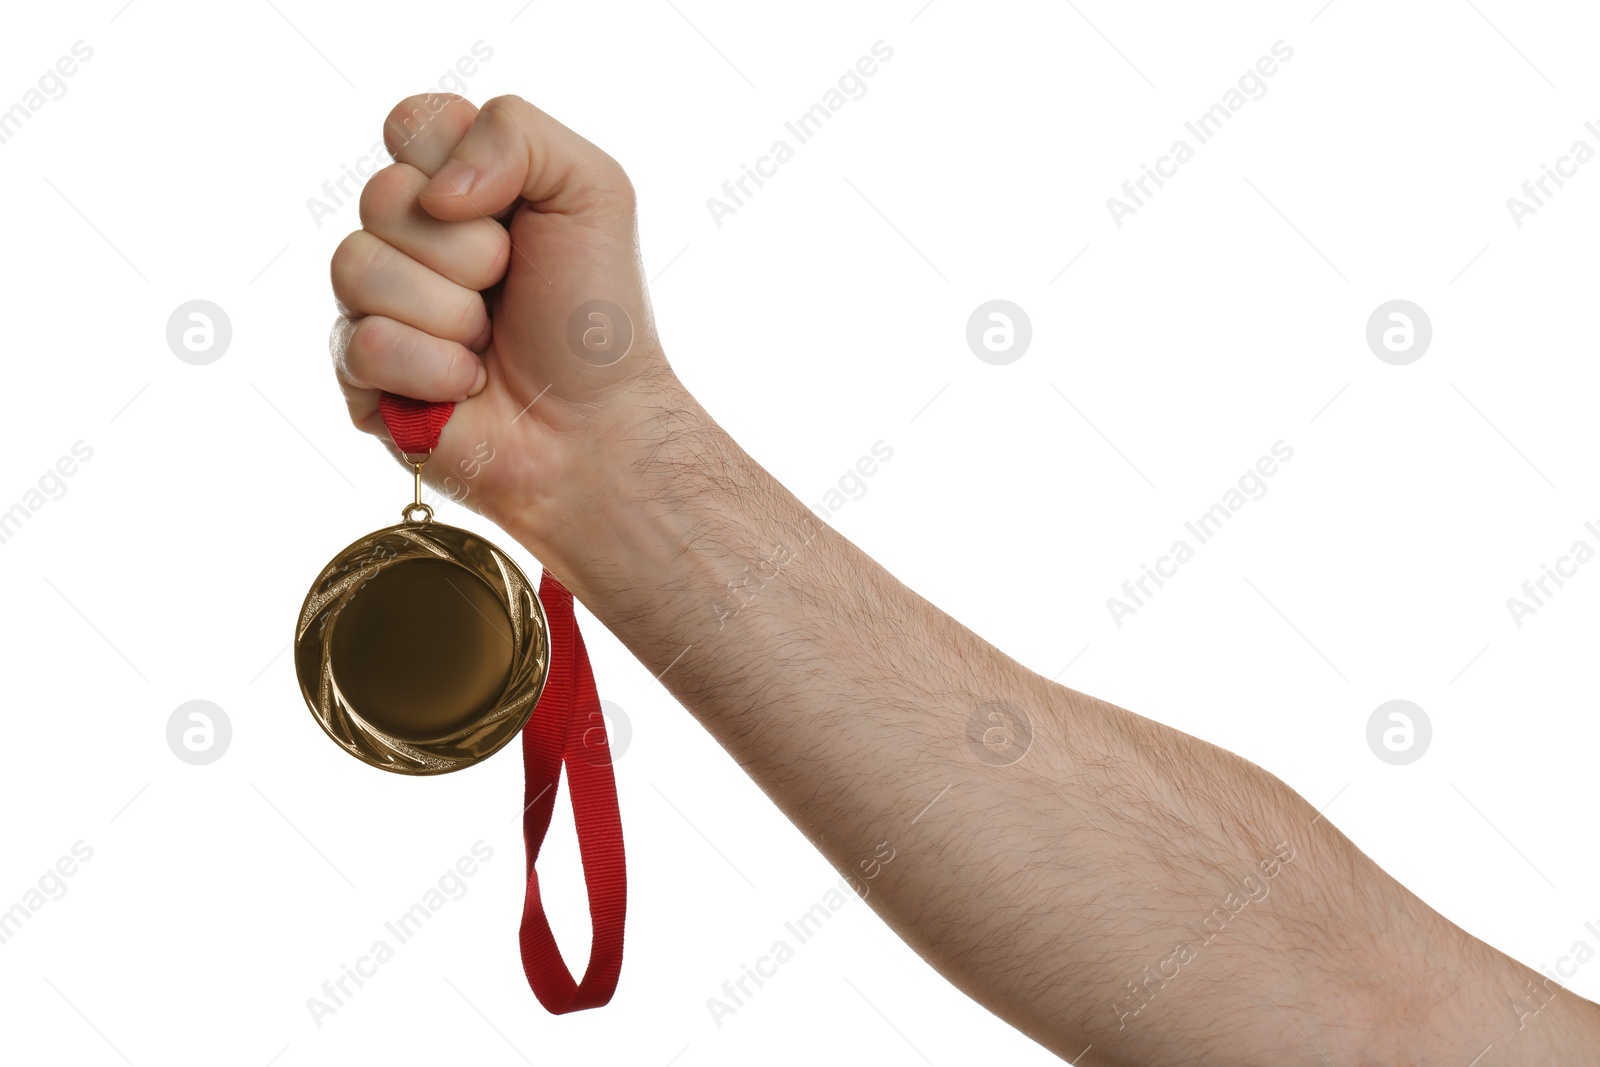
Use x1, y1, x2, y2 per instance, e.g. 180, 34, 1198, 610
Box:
329, 93, 670, 535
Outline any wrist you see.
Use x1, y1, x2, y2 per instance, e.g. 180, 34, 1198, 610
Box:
502, 372, 742, 609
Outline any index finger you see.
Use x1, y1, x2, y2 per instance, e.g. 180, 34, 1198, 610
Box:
382, 93, 480, 177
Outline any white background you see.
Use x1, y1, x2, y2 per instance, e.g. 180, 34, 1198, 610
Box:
0, 1, 1596, 1063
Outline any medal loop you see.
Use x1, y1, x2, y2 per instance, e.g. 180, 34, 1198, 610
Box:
408, 454, 429, 516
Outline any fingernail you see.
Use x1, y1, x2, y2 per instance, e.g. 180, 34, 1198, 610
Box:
432, 160, 476, 197
469, 362, 488, 396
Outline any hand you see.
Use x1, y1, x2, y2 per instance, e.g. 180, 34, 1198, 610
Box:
328, 93, 688, 563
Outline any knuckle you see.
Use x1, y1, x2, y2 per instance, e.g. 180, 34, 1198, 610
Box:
386, 95, 439, 128
480, 94, 533, 125
329, 231, 391, 306
328, 314, 356, 363
385, 93, 466, 147
329, 231, 372, 296
342, 316, 388, 383
384, 101, 432, 150
461, 227, 511, 290
358, 163, 422, 228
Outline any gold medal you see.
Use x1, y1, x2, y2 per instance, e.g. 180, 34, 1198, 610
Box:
294, 453, 550, 775
296, 393, 626, 1008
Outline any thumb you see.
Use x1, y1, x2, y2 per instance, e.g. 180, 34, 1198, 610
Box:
417, 94, 631, 220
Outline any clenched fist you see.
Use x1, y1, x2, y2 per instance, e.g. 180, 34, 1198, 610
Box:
329, 93, 696, 582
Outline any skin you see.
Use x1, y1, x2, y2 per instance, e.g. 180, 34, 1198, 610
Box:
329, 92, 1600, 1064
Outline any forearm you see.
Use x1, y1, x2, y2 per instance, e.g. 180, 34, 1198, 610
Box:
508, 376, 1599, 1064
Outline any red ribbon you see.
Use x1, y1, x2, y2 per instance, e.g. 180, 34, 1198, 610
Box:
379, 390, 627, 1013
378, 394, 455, 458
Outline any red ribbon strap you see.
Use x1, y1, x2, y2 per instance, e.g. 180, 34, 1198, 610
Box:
378, 393, 455, 455
521, 574, 627, 1011
378, 390, 627, 1013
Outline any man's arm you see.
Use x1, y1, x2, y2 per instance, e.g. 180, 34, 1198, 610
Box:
331, 93, 1600, 1064
507, 389, 1595, 1064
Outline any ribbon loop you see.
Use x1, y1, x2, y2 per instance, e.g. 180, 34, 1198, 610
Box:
520, 573, 627, 1011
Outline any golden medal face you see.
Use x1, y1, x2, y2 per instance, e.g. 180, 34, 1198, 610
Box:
295, 519, 549, 775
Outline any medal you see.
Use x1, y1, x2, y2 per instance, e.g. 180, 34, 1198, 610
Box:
295, 393, 547, 776
295, 390, 627, 1011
